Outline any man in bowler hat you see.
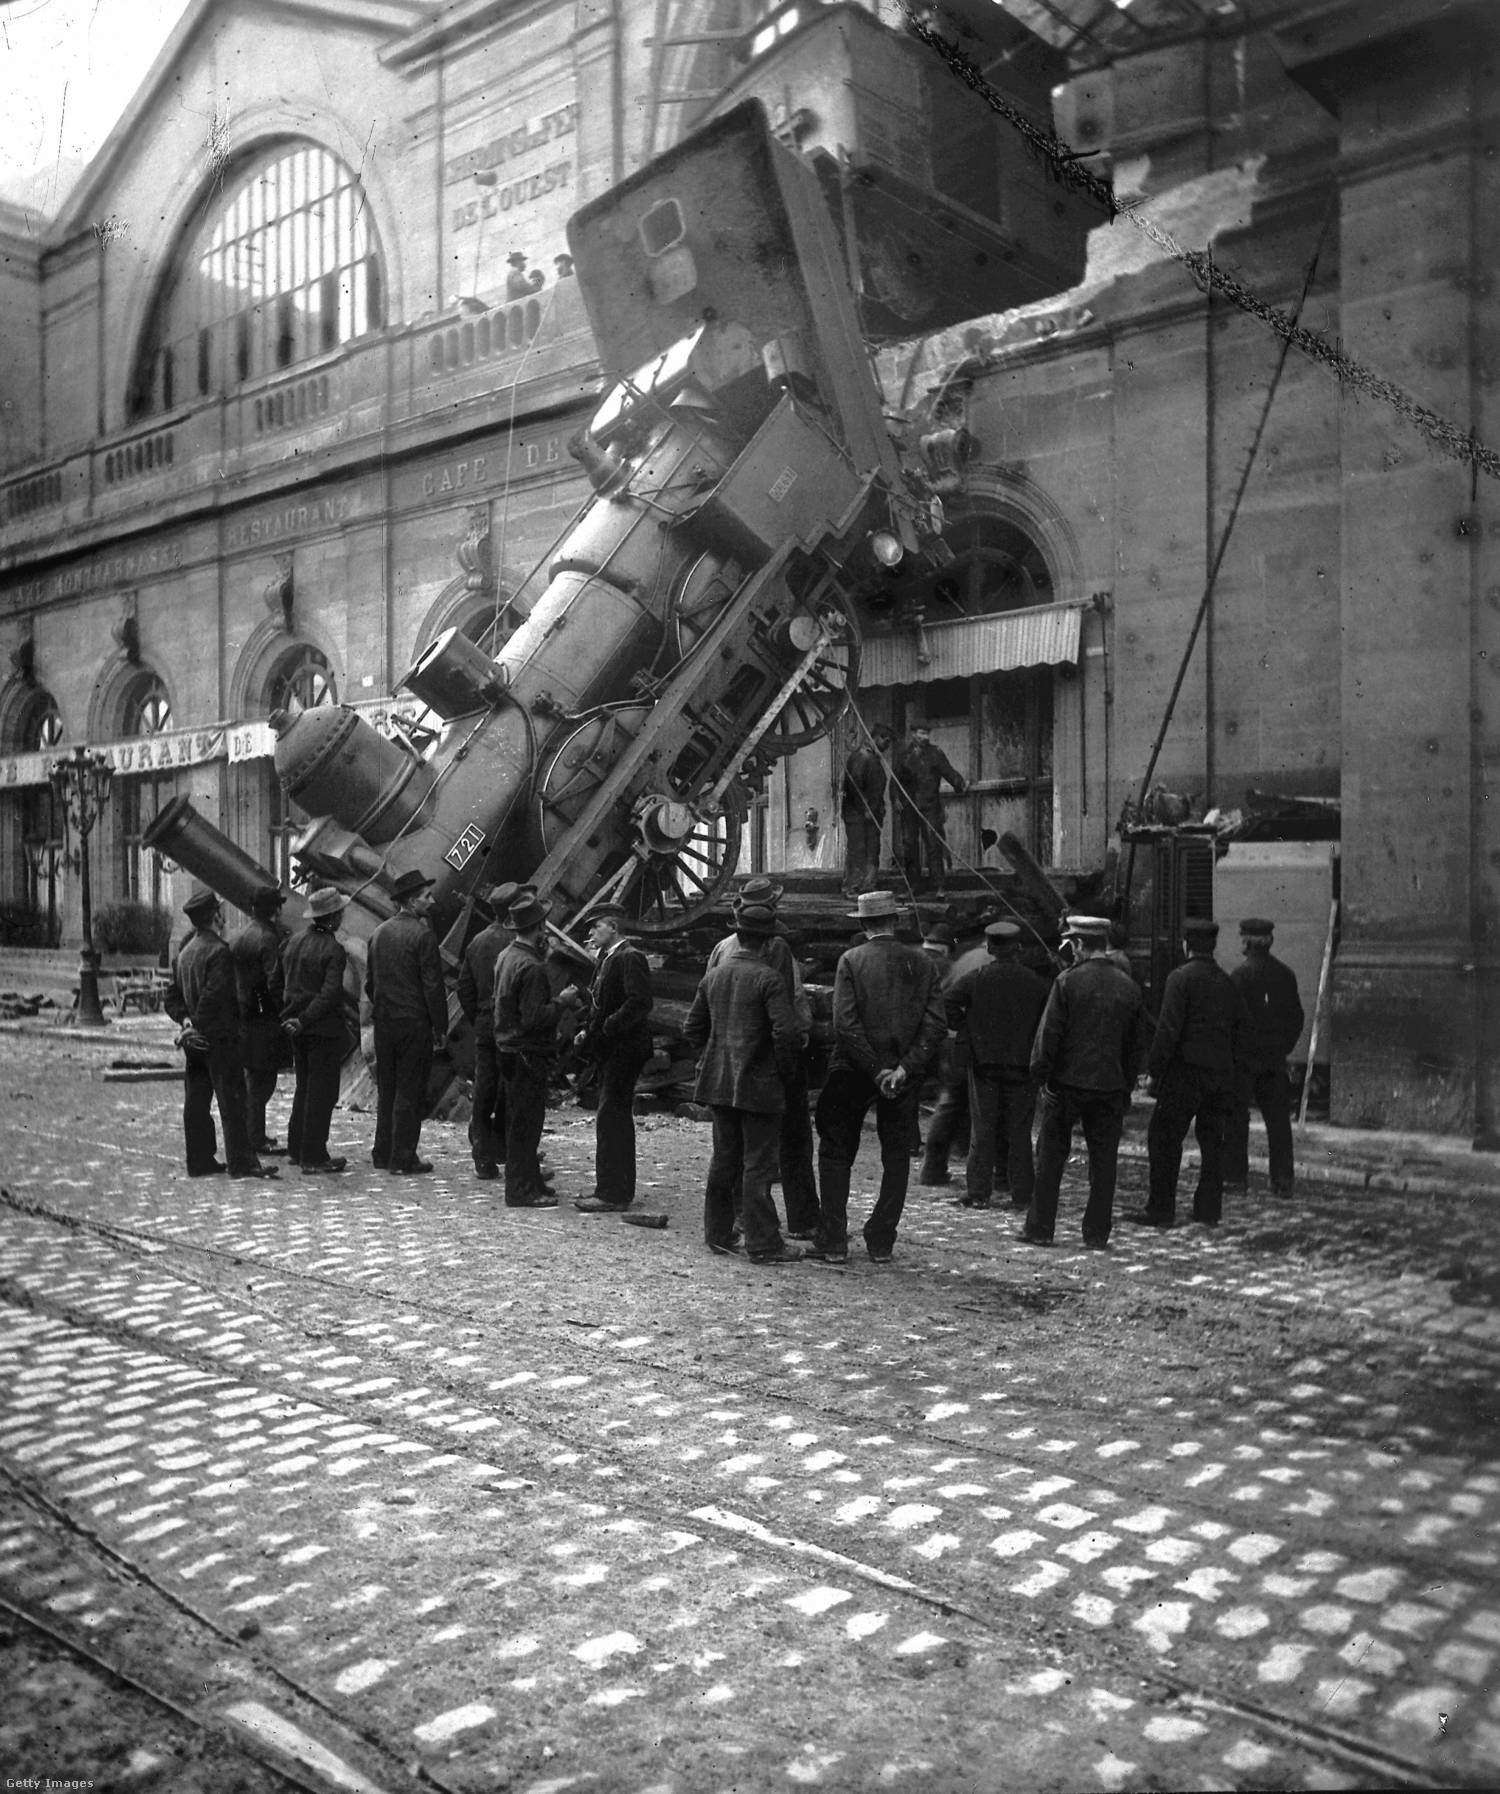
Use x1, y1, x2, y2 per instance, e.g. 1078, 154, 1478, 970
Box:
1225, 917, 1304, 1197
280, 886, 351, 1173
457, 882, 528, 1179
366, 868, 447, 1174
574, 904, 654, 1212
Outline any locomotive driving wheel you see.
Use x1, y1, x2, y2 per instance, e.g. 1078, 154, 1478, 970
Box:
531, 703, 746, 934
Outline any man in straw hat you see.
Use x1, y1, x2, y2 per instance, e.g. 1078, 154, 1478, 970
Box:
1023, 914, 1149, 1248
280, 886, 352, 1173
366, 868, 447, 1175
684, 902, 805, 1263
810, 890, 946, 1264
457, 882, 529, 1180
164, 885, 278, 1180
493, 891, 562, 1208
1225, 916, 1304, 1198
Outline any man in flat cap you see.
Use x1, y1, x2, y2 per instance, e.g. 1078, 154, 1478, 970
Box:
944, 919, 1050, 1212
841, 724, 894, 896
574, 904, 654, 1213
232, 884, 290, 1156
164, 886, 278, 1180
280, 886, 351, 1173
366, 868, 447, 1175
684, 902, 805, 1263
1225, 917, 1304, 1198
457, 882, 528, 1180
492, 892, 561, 1207
1023, 914, 1149, 1247
811, 890, 946, 1264
1133, 916, 1249, 1229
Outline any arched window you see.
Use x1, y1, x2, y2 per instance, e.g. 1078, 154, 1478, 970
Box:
14, 695, 66, 936
130, 142, 386, 420
927, 514, 1054, 621
264, 647, 337, 884
117, 674, 175, 911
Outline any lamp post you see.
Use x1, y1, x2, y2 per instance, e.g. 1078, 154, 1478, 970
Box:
49, 746, 114, 1027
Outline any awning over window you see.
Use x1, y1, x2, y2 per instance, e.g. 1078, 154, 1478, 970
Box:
858, 601, 1087, 688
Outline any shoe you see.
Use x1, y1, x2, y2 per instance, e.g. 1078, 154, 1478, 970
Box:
300, 1157, 348, 1174
1008, 1197, 1031, 1211
389, 1159, 434, 1176
748, 1245, 807, 1264
1192, 1215, 1221, 1229
252, 1139, 288, 1156
1016, 1229, 1053, 1247
918, 1167, 951, 1187
708, 1239, 743, 1257
808, 1245, 848, 1264
1270, 1183, 1294, 1199
575, 1197, 628, 1213
229, 1164, 279, 1180
371, 1156, 389, 1170
188, 1161, 226, 1177
474, 1163, 501, 1181
1082, 1235, 1110, 1250
955, 1196, 991, 1209
1122, 1209, 1174, 1228
506, 1192, 560, 1209
866, 1247, 894, 1264
786, 1228, 818, 1241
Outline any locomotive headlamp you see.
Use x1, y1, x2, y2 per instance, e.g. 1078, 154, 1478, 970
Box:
868, 529, 904, 569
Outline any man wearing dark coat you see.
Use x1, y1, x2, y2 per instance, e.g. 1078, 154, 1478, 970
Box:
1224, 916, 1305, 1197
280, 886, 351, 1173
1133, 916, 1249, 1229
1024, 914, 1151, 1248
684, 903, 804, 1263
841, 724, 894, 896
365, 868, 447, 1176
456, 882, 527, 1180
231, 884, 289, 1156
892, 722, 967, 891
164, 885, 278, 1181
812, 891, 946, 1265
492, 892, 561, 1208
574, 905, 654, 1213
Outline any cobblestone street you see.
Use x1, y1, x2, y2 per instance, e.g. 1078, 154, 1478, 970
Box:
1, 1024, 1497, 1792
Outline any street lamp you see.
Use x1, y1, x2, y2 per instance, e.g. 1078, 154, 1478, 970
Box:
49, 746, 115, 1027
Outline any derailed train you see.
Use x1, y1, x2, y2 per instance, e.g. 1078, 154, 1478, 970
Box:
148, 1, 1106, 978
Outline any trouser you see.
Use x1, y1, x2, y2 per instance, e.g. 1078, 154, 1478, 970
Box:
704, 1106, 783, 1255
967, 1069, 1036, 1206
814, 1065, 920, 1255
183, 1034, 257, 1175
500, 1049, 553, 1195
898, 807, 947, 888
1223, 1064, 1295, 1191
242, 1017, 280, 1147
594, 1041, 652, 1205
373, 1021, 434, 1169
776, 1057, 821, 1234
921, 1077, 974, 1175
842, 810, 882, 893
1028, 1083, 1126, 1244
1147, 1064, 1235, 1224
287, 1033, 343, 1167
469, 1035, 506, 1169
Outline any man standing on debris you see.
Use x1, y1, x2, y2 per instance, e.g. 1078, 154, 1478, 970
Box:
945, 920, 1050, 1213
1023, 914, 1150, 1248
231, 884, 289, 1157
811, 891, 946, 1264
893, 722, 967, 892
164, 885, 279, 1181
705, 878, 819, 1240
280, 886, 351, 1173
366, 869, 447, 1176
574, 905, 654, 1214
492, 892, 562, 1208
457, 882, 527, 1181
685, 902, 805, 1264
1131, 916, 1248, 1229
841, 724, 894, 896
1224, 916, 1304, 1198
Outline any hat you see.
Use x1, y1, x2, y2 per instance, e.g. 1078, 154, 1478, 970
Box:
588, 904, 631, 924
847, 890, 901, 922
922, 924, 955, 950
985, 920, 1022, 941
735, 876, 783, 909
184, 884, 219, 921
871, 724, 895, 743
1182, 916, 1220, 944
1062, 913, 1110, 941
388, 869, 436, 903
1239, 917, 1275, 938
910, 720, 931, 733
734, 903, 778, 936
507, 894, 550, 932
487, 880, 530, 915
307, 887, 349, 919
250, 885, 286, 915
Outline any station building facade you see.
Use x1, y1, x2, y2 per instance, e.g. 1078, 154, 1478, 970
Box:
0, 0, 1495, 1137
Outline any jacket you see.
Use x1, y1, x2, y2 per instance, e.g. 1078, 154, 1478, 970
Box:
584, 938, 654, 1058
280, 924, 349, 1040
893, 739, 966, 813
841, 744, 888, 823
1031, 955, 1151, 1094
365, 911, 447, 1034
1230, 951, 1304, 1072
1148, 954, 1247, 1087
945, 954, 1051, 1074
165, 929, 241, 1038
493, 938, 559, 1053
230, 917, 285, 1022
456, 921, 511, 1045
684, 945, 800, 1112
706, 930, 811, 1038
829, 934, 946, 1082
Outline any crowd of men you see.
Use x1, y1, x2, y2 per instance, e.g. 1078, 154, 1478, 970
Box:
165, 867, 1304, 1266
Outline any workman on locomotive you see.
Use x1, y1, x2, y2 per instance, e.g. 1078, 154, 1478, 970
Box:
893, 722, 967, 893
